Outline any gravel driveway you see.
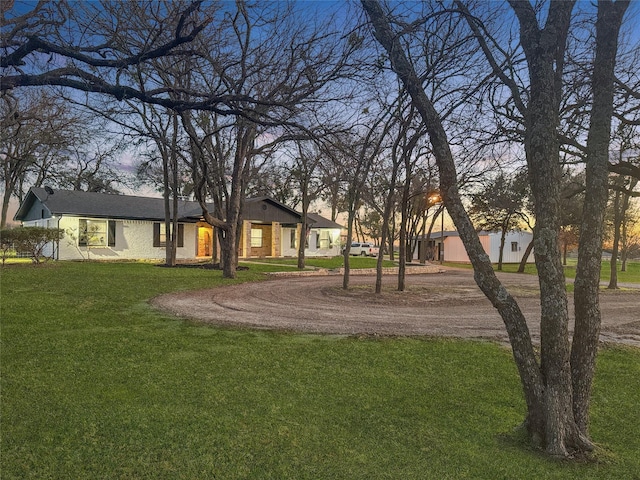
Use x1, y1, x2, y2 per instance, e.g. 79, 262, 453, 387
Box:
151, 267, 640, 347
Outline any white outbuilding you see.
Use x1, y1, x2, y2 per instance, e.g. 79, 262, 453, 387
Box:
413, 230, 534, 264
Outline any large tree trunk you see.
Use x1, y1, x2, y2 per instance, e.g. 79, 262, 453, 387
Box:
507, 0, 596, 456
219, 229, 237, 279
162, 155, 175, 267
161, 117, 180, 267
572, 0, 630, 437
362, 0, 629, 456
1, 184, 12, 229
180, 109, 255, 280
525, 82, 578, 454
362, 0, 545, 449
170, 118, 180, 266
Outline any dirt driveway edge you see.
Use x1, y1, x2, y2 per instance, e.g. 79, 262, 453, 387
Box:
151, 268, 640, 347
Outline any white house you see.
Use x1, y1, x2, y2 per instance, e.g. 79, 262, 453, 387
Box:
13, 188, 344, 261
488, 230, 534, 264
413, 230, 534, 264
280, 212, 343, 258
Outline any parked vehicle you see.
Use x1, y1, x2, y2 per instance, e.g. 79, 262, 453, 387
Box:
344, 242, 380, 257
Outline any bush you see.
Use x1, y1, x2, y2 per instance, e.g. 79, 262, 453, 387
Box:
0, 228, 20, 264
0, 227, 64, 264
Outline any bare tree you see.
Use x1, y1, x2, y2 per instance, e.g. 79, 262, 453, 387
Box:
606, 124, 640, 286
319, 158, 348, 223
326, 112, 391, 290
369, 101, 404, 293
289, 142, 325, 270
362, 0, 630, 457
137, 109, 186, 267
0, 89, 86, 226
1, 1, 224, 111
571, 0, 631, 442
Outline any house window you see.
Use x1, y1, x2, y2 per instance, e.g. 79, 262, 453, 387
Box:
315, 232, 321, 249
153, 222, 184, 247
319, 230, 332, 249
290, 229, 297, 249
511, 241, 518, 252
159, 224, 169, 245
251, 228, 263, 248
79, 219, 115, 247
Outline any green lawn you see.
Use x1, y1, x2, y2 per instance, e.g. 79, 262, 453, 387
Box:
563, 259, 640, 284
246, 256, 396, 269
1, 262, 639, 479
445, 260, 640, 285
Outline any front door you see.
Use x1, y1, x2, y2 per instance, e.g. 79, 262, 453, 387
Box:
197, 225, 212, 257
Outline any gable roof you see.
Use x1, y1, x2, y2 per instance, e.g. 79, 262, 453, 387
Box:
306, 212, 344, 229
413, 230, 467, 240
15, 188, 338, 227
14, 187, 203, 222
243, 196, 302, 224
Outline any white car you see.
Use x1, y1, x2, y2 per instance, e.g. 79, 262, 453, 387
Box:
346, 242, 380, 257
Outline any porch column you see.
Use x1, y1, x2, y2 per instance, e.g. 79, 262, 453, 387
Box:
272, 222, 281, 257
241, 220, 251, 258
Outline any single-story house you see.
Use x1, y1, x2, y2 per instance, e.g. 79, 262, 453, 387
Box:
13, 187, 344, 261
297, 212, 343, 258
413, 230, 534, 264
239, 198, 342, 258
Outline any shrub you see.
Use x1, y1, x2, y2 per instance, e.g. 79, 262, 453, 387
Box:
1, 227, 65, 264
0, 228, 20, 265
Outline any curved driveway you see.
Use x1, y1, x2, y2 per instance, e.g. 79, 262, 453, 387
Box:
151, 268, 640, 346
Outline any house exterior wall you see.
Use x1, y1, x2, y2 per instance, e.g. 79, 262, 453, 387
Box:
489, 231, 534, 263
249, 223, 272, 257
306, 227, 342, 257
23, 216, 198, 261
280, 226, 342, 257
281, 226, 299, 257
238, 221, 282, 258
411, 231, 534, 264
20, 199, 51, 222
443, 235, 492, 262
15, 191, 344, 261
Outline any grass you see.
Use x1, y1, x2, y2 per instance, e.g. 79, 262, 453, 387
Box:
445, 260, 640, 285
563, 260, 640, 284
1, 262, 639, 479
247, 255, 396, 269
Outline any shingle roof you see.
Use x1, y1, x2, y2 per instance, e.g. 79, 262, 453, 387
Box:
306, 212, 344, 229
15, 187, 203, 222
15, 188, 346, 230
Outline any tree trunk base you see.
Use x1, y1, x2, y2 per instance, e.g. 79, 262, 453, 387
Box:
521, 414, 595, 458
